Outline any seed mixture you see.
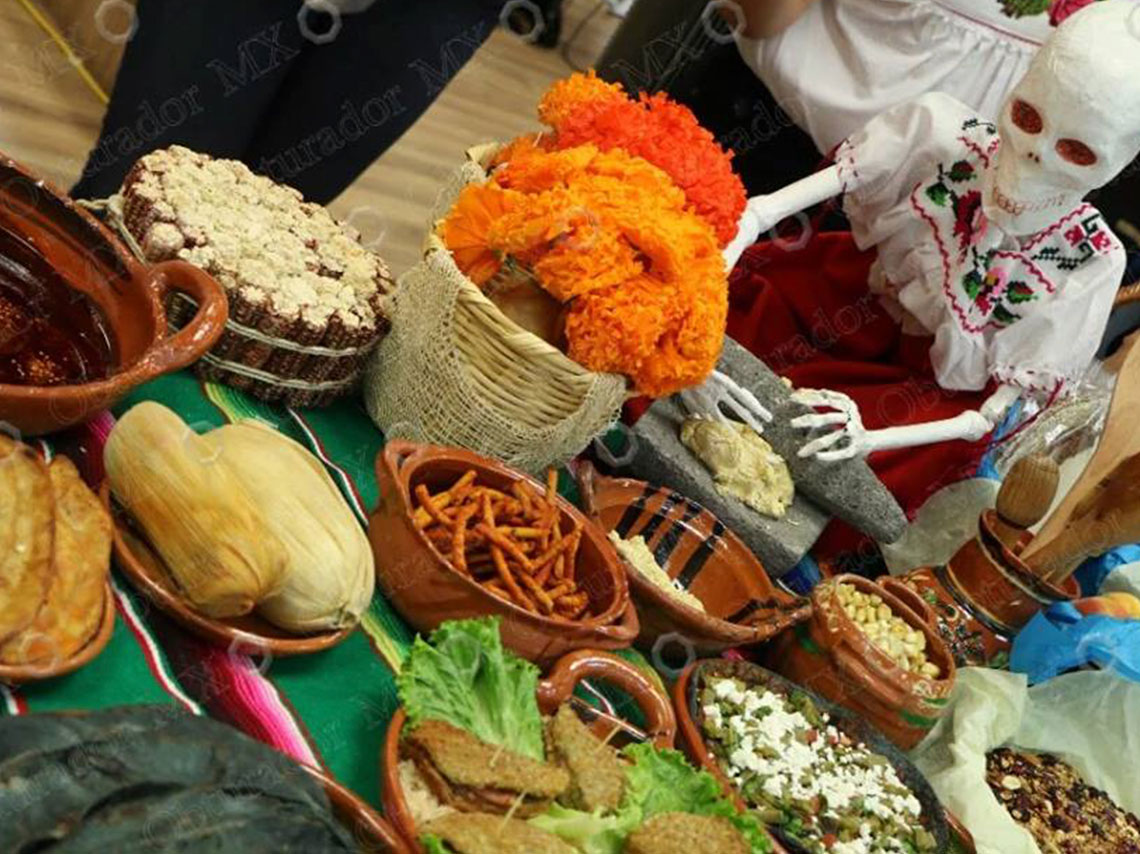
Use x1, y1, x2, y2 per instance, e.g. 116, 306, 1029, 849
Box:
986, 748, 1140, 853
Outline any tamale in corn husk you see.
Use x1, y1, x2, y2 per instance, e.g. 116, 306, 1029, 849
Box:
207, 420, 374, 632
104, 403, 286, 618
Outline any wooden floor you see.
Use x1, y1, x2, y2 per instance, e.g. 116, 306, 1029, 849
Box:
0, 0, 620, 275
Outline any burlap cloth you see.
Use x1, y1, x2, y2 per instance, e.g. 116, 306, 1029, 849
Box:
363, 147, 628, 474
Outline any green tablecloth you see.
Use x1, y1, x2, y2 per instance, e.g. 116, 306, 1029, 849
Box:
3, 370, 655, 810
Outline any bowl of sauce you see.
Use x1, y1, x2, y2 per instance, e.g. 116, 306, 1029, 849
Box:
0, 155, 227, 435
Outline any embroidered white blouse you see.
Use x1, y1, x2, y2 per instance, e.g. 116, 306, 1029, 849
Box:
735, 0, 1052, 154
836, 93, 1124, 396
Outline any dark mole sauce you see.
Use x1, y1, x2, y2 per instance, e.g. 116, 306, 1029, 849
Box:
0, 225, 116, 386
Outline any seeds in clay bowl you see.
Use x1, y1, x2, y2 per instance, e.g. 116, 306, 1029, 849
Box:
835, 584, 940, 679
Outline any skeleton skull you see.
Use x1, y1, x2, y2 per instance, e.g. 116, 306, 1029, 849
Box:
985, 2, 1140, 236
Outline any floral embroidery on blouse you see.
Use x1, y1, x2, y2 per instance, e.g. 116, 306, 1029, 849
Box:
912, 117, 1116, 335
1000, 0, 1101, 24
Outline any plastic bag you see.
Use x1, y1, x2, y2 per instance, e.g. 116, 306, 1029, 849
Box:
1010, 594, 1140, 684
910, 668, 1140, 854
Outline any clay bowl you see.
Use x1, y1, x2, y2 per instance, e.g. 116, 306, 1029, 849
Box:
0, 579, 115, 685
674, 658, 952, 854
104, 484, 356, 657
768, 574, 956, 750
368, 441, 637, 664
0, 155, 227, 436
301, 765, 411, 854
576, 462, 811, 655
381, 649, 676, 851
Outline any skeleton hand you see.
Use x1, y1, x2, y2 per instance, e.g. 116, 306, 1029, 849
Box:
790, 389, 872, 461
679, 371, 774, 436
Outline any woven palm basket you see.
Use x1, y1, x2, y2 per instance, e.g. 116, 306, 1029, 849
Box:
363, 145, 628, 474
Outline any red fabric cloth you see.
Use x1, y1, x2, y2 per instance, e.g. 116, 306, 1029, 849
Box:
728, 232, 994, 557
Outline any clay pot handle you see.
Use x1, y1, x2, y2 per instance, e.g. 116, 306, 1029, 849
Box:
575, 460, 603, 522
587, 598, 640, 646
878, 577, 938, 630
375, 440, 426, 516
537, 649, 676, 748
132, 260, 227, 379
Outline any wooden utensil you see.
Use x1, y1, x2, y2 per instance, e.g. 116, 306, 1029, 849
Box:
1024, 452, 1140, 583
992, 454, 1060, 549
1024, 332, 1140, 561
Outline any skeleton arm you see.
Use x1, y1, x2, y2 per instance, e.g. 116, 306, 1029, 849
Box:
791, 384, 1021, 461
723, 165, 846, 271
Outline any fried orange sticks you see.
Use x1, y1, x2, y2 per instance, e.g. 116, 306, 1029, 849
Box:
413, 468, 596, 620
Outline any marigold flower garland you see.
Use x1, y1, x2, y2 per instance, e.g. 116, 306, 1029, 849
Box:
537, 72, 746, 247
440, 143, 727, 398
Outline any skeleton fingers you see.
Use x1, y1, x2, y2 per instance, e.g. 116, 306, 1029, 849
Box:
790, 389, 871, 461
679, 371, 774, 436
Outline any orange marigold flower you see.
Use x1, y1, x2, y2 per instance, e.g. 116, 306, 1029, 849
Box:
537, 71, 625, 127
538, 73, 747, 247
440, 183, 517, 285
439, 144, 727, 397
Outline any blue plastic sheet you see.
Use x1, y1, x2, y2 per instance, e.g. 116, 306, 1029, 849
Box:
1010, 600, 1140, 684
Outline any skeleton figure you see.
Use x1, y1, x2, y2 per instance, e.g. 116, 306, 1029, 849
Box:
688, 2, 1140, 462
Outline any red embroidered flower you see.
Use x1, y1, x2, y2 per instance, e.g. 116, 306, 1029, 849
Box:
953, 190, 984, 254
1049, 0, 1097, 26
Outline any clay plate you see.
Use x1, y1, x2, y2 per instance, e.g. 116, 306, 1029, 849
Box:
381, 649, 676, 851
368, 441, 638, 665
104, 483, 355, 657
0, 578, 115, 685
301, 765, 411, 854
577, 462, 811, 654
674, 659, 957, 854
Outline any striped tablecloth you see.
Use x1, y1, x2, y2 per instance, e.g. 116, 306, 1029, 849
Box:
5, 370, 656, 810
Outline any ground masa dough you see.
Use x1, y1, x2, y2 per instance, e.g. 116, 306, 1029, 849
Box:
680, 418, 794, 519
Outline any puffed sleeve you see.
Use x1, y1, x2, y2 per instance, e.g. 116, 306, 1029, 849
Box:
986, 244, 1125, 398
837, 92, 982, 251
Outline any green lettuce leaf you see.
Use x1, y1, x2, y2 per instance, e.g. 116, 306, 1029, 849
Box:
530, 804, 640, 854
396, 617, 545, 760
623, 744, 770, 852
420, 834, 452, 854
622, 743, 726, 817
533, 743, 771, 854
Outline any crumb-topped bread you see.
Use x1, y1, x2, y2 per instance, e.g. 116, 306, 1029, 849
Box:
119, 146, 393, 405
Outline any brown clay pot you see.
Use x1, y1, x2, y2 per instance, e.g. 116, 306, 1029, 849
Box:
768, 574, 955, 750
576, 462, 811, 655
0, 155, 227, 435
368, 441, 638, 664
300, 765, 411, 853
883, 510, 1079, 669
381, 649, 676, 851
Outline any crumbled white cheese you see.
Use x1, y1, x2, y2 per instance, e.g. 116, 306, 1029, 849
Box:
703, 676, 926, 854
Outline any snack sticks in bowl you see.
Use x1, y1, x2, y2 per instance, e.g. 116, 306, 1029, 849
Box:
413, 470, 594, 619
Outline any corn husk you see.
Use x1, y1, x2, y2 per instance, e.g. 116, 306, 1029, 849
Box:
105, 403, 286, 618
206, 420, 374, 632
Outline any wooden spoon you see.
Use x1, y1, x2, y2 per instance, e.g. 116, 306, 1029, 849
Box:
1024, 452, 1140, 583
1022, 331, 1140, 562
992, 453, 1060, 549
